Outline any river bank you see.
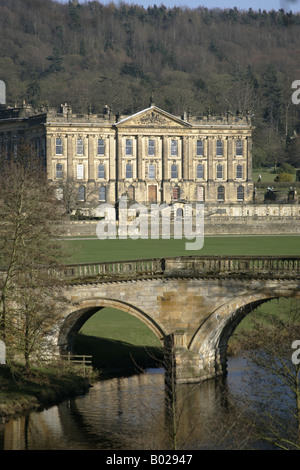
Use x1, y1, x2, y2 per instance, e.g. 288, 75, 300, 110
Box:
0, 363, 93, 422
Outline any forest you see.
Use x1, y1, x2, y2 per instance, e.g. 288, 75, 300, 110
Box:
1, 0, 300, 170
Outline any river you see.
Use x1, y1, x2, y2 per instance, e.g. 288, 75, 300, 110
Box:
0, 356, 286, 450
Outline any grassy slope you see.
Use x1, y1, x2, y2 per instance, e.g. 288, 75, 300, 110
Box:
0, 364, 90, 420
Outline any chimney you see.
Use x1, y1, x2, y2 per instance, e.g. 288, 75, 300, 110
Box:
0, 81, 6, 105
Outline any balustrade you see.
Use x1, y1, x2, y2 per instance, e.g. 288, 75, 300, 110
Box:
59, 255, 300, 281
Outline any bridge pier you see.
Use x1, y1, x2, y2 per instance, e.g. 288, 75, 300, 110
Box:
165, 332, 227, 384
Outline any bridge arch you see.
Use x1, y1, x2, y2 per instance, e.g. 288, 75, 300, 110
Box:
189, 288, 300, 375
58, 298, 167, 353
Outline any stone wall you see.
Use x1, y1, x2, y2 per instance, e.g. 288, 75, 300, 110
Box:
59, 203, 300, 237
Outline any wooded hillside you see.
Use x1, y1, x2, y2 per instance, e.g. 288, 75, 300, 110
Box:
1, 0, 300, 169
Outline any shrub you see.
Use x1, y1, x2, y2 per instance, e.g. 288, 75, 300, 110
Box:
278, 162, 296, 174
274, 172, 293, 182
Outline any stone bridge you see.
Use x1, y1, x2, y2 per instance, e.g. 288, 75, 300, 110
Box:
56, 255, 300, 383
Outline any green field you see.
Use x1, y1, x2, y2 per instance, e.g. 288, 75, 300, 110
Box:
74, 308, 163, 374
63, 235, 300, 264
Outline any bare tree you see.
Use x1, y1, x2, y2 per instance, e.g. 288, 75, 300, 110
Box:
0, 143, 66, 368
56, 177, 100, 217
236, 300, 300, 450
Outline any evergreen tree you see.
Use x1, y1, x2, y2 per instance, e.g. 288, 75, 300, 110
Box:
46, 46, 65, 74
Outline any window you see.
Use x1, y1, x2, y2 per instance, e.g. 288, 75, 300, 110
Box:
98, 163, 105, 179
172, 186, 180, 200
171, 140, 178, 156
236, 164, 243, 179
77, 138, 84, 155
148, 139, 155, 156
56, 138, 63, 155
197, 186, 205, 202
148, 164, 155, 179
196, 140, 203, 156
176, 208, 183, 219
78, 186, 85, 201
126, 163, 133, 179
237, 185, 244, 201
216, 164, 223, 179
126, 139, 133, 156
216, 140, 223, 156
99, 186, 106, 201
236, 139, 243, 156
56, 163, 63, 179
171, 163, 178, 179
97, 138, 105, 155
196, 163, 204, 179
77, 163, 84, 180
128, 185, 135, 200
217, 186, 225, 201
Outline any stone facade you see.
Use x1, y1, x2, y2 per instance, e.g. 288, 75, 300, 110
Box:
0, 101, 254, 207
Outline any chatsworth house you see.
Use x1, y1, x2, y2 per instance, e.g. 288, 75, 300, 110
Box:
0, 98, 254, 211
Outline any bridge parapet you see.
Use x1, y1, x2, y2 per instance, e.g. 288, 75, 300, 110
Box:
61, 258, 164, 281
164, 256, 300, 278
60, 255, 300, 283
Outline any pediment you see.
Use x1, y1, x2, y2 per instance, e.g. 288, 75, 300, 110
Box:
116, 106, 191, 128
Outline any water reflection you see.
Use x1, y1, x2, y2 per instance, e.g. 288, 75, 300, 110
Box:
1, 358, 257, 450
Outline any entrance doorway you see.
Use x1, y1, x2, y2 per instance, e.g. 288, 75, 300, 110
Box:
148, 185, 157, 203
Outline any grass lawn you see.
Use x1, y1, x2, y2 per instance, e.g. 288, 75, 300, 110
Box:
63, 235, 300, 264
252, 168, 297, 183
74, 308, 163, 374
234, 297, 299, 331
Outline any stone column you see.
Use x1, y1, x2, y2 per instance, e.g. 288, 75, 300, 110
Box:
116, 134, 123, 201
137, 135, 143, 180
67, 135, 74, 179
227, 138, 233, 181
46, 134, 53, 179
161, 136, 168, 202
182, 136, 188, 180
162, 136, 168, 180
109, 135, 115, 181
207, 137, 214, 181
88, 135, 95, 181
247, 137, 252, 181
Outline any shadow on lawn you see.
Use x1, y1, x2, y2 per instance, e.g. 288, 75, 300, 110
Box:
73, 334, 164, 377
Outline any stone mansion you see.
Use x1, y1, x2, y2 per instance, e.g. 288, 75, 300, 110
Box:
0, 101, 254, 208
